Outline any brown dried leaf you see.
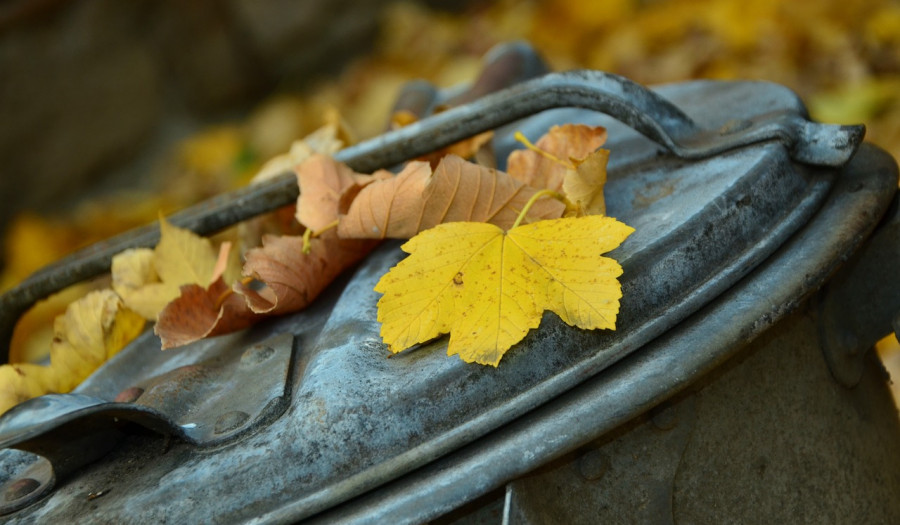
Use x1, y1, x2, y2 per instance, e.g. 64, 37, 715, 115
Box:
155, 278, 258, 350
155, 232, 378, 349
507, 124, 608, 190
338, 154, 566, 239
337, 160, 432, 238
237, 204, 305, 253
295, 154, 390, 232
236, 232, 378, 315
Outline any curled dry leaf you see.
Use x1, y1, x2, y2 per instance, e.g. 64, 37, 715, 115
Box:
50, 289, 146, 392
236, 232, 379, 315
242, 122, 348, 249
237, 203, 305, 253
418, 130, 494, 168
154, 239, 253, 349
507, 124, 608, 191
563, 148, 610, 216
154, 277, 258, 350
338, 154, 566, 239
111, 248, 170, 320
375, 215, 634, 366
337, 161, 431, 238
155, 231, 378, 349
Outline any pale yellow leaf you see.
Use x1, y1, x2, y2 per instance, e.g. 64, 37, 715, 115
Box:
251, 123, 346, 184
112, 248, 176, 320
50, 290, 145, 392
0, 363, 57, 415
154, 216, 218, 289
563, 148, 610, 216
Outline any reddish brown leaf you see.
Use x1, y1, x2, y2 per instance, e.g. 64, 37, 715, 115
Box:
156, 231, 378, 348
507, 124, 607, 190
338, 154, 566, 239
155, 278, 258, 350
235, 232, 379, 315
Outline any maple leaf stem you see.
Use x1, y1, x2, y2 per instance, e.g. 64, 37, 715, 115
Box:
214, 288, 235, 310
512, 189, 570, 229
301, 220, 340, 254
301, 229, 314, 254
513, 131, 572, 168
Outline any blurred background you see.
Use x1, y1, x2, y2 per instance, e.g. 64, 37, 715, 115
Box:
2, 0, 899, 389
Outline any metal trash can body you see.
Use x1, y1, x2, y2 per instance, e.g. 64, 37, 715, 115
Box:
0, 69, 898, 524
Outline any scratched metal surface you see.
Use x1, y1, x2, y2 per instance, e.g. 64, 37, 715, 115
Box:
0, 78, 856, 522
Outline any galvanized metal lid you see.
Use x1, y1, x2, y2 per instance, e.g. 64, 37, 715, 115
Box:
1, 68, 888, 523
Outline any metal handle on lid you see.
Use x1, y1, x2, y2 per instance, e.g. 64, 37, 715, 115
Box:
0, 70, 865, 361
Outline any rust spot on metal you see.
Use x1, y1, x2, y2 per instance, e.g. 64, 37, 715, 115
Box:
632, 181, 675, 209
86, 489, 109, 501
214, 411, 250, 435
4, 478, 39, 502
114, 387, 144, 403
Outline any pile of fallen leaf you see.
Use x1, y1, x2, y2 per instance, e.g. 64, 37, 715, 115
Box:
4, 0, 900, 410
0, 123, 632, 414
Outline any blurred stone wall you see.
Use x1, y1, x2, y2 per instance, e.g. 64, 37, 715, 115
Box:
0, 0, 392, 232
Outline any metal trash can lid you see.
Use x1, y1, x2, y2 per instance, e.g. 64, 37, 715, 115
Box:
1, 69, 893, 523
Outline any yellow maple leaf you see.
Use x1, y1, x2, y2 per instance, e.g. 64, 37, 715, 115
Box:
375, 214, 633, 366
112, 217, 222, 321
